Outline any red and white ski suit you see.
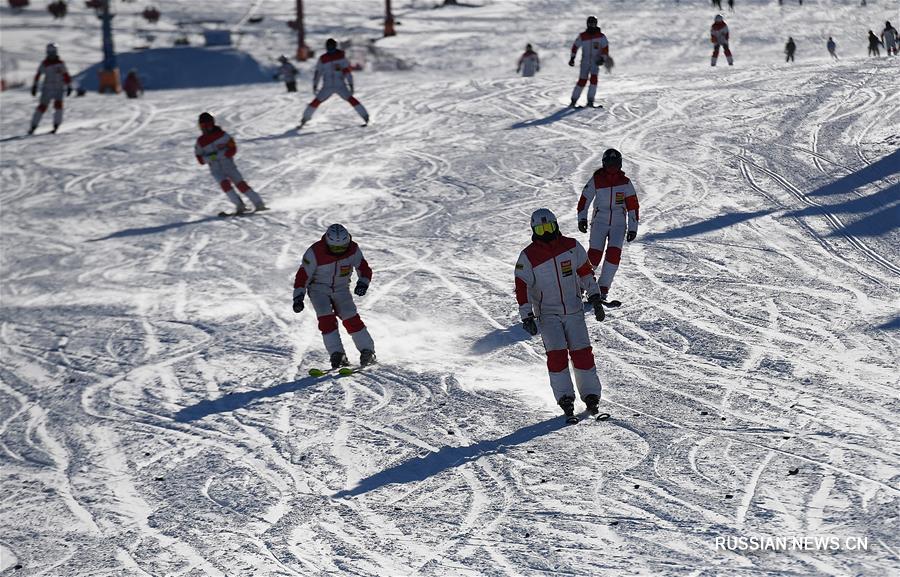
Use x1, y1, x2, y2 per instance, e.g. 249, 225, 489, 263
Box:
570, 29, 608, 103
31, 57, 71, 130
710, 20, 733, 66
195, 127, 264, 210
517, 50, 540, 77
294, 239, 375, 355
515, 235, 602, 402
301, 50, 369, 124
577, 167, 639, 296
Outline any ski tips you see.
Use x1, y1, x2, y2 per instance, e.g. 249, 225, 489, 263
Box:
308, 368, 328, 377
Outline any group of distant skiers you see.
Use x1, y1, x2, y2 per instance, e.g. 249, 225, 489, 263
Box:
19, 14, 891, 420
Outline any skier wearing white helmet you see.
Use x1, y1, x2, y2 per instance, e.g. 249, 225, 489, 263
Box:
28, 43, 72, 134
576, 148, 640, 301
300, 38, 369, 128
293, 224, 376, 369
568, 15, 609, 108
710, 14, 734, 66
515, 209, 605, 423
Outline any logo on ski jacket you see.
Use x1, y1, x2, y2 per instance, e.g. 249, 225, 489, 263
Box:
615, 191, 625, 204
339, 265, 352, 277
560, 260, 573, 277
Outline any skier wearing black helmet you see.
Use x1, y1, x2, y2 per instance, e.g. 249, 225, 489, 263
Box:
576, 148, 640, 302
568, 16, 609, 108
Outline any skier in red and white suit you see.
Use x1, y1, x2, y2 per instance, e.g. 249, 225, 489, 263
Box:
710, 14, 734, 66
29, 43, 71, 134
568, 16, 609, 107
576, 148, 639, 301
300, 39, 369, 128
517, 44, 540, 77
194, 112, 266, 214
293, 224, 376, 369
515, 209, 606, 420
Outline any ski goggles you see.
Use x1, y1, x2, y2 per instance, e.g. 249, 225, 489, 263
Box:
532, 221, 558, 235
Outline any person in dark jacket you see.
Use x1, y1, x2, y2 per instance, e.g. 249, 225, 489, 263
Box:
123, 69, 143, 98
785, 37, 796, 62
868, 30, 883, 56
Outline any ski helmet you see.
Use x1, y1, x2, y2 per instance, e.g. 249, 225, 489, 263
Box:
198, 112, 215, 128
278, 54, 288, 62
526, 43, 533, 52
46, 43, 58, 57
715, 14, 724, 22
586, 16, 598, 28
325, 38, 338, 51
530, 208, 559, 240
325, 223, 351, 253
602, 148, 622, 169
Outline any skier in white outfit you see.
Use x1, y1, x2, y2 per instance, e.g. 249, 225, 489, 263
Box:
517, 44, 540, 77
194, 112, 266, 215
293, 224, 376, 369
576, 148, 640, 301
276, 55, 299, 92
882, 21, 899, 56
515, 209, 606, 422
29, 43, 71, 134
568, 16, 609, 107
300, 39, 369, 128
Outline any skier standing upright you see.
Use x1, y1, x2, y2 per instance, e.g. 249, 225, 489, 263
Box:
882, 21, 898, 55
867, 30, 883, 56
827, 36, 838, 59
29, 43, 71, 134
123, 69, 143, 99
710, 14, 734, 66
517, 44, 540, 77
276, 55, 299, 92
568, 16, 609, 108
515, 209, 606, 422
785, 37, 796, 62
300, 39, 369, 128
576, 148, 640, 302
194, 112, 266, 215
293, 224, 376, 369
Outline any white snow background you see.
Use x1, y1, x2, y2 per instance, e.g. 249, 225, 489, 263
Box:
1, 0, 899, 575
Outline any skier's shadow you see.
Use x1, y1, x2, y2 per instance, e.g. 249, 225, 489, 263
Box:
509, 107, 580, 129
333, 416, 566, 498
88, 216, 220, 241
470, 325, 532, 354
173, 374, 321, 422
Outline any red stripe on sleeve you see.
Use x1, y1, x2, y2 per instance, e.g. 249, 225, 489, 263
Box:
577, 196, 587, 212
515, 277, 529, 306
625, 195, 639, 216
576, 262, 593, 277
294, 268, 309, 289
358, 258, 372, 281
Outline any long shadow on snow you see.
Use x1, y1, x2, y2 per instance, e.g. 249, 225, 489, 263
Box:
875, 316, 900, 331
642, 209, 774, 242
509, 107, 581, 129
334, 416, 566, 498
173, 374, 321, 422
470, 325, 532, 354
807, 149, 900, 198
785, 184, 900, 237
89, 216, 221, 241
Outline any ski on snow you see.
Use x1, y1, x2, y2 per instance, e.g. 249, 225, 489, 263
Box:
566, 412, 612, 425
307, 365, 372, 378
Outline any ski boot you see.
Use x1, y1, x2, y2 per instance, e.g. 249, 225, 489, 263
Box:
330, 351, 350, 369
585, 394, 600, 416
234, 203, 248, 215
569, 99, 578, 108
27, 125, 36, 135
254, 203, 268, 212
586, 99, 594, 108
558, 395, 577, 424
359, 349, 376, 367
51, 125, 59, 134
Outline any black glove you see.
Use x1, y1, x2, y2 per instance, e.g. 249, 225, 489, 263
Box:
578, 219, 588, 233
568, 59, 575, 67
522, 315, 538, 336
292, 296, 304, 313
597, 56, 605, 65
626, 230, 637, 242
66, 85, 72, 97
587, 294, 605, 321
31, 85, 37, 97
354, 282, 368, 296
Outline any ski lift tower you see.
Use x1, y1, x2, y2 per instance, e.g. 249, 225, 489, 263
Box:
295, 0, 311, 61
91, 0, 120, 93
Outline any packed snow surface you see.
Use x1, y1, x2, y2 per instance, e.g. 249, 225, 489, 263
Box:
1, 1, 898, 576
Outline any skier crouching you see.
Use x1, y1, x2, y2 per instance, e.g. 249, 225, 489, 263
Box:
194, 112, 266, 215
515, 209, 605, 422
300, 39, 369, 128
293, 224, 376, 369
577, 148, 639, 302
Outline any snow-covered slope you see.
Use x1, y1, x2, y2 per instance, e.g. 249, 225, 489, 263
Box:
1, 1, 899, 576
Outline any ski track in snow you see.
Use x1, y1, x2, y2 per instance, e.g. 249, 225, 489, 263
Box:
2, 0, 900, 575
